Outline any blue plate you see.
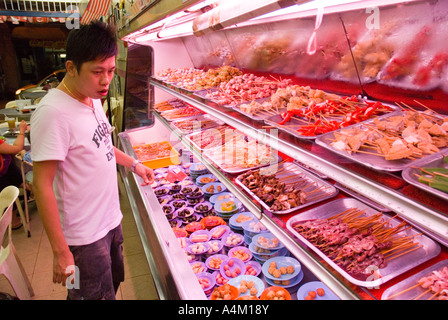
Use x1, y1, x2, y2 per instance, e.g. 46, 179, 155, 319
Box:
189, 163, 209, 174
209, 192, 234, 205
251, 233, 284, 250
228, 275, 265, 298
262, 256, 302, 281
196, 174, 217, 186
214, 197, 242, 214
228, 212, 257, 229
202, 182, 226, 195
296, 281, 339, 300
265, 270, 304, 289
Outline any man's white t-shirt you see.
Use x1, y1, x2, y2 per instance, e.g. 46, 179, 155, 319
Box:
30, 89, 122, 246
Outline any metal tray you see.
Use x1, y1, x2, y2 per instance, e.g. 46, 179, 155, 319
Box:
293, 160, 328, 179
193, 88, 216, 99
315, 112, 448, 172
264, 113, 317, 140
235, 162, 338, 214
159, 107, 204, 122
231, 98, 284, 122
402, 151, 448, 200
381, 259, 448, 300
264, 102, 399, 140
185, 126, 242, 151
203, 139, 281, 174
286, 197, 441, 288
170, 114, 225, 135
333, 183, 392, 212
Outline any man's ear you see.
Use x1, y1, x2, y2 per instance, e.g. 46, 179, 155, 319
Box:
65, 60, 78, 77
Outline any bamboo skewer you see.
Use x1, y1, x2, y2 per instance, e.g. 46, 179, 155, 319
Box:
413, 288, 432, 300
385, 283, 421, 300
385, 244, 423, 261
427, 290, 442, 300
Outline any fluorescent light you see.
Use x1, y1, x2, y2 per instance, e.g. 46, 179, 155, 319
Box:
129, 0, 421, 43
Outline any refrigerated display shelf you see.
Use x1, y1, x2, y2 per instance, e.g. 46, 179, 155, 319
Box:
150, 78, 448, 247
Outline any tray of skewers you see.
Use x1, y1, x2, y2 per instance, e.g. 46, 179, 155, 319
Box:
382, 259, 448, 300
170, 114, 225, 135
202, 135, 281, 174
286, 197, 440, 288
402, 151, 448, 200
265, 96, 397, 139
204, 73, 292, 107
264, 95, 396, 140
315, 108, 448, 172
235, 162, 338, 215
159, 105, 204, 121
185, 125, 244, 151
232, 99, 287, 122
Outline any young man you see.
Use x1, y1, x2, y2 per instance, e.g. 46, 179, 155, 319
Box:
30, 21, 154, 300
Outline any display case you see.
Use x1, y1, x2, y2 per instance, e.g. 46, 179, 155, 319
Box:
122, 43, 154, 130
116, 0, 448, 300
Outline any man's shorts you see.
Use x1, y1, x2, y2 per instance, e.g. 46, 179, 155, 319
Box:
67, 224, 124, 300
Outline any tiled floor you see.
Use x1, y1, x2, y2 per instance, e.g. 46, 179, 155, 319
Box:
0, 177, 160, 300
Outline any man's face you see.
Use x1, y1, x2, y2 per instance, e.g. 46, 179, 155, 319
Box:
74, 56, 116, 99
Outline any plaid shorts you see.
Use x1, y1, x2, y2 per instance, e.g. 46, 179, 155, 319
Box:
67, 224, 124, 300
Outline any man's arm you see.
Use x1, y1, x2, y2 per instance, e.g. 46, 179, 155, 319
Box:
33, 160, 74, 286
113, 146, 154, 185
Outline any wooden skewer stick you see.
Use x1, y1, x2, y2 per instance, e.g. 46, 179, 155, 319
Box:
386, 244, 423, 261
329, 208, 361, 220
413, 288, 432, 300
385, 283, 421, 300
427, 289, 442, 300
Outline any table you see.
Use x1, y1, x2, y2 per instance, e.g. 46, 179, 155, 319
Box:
21, 90, 47, 101
0, 106, 35, 121
0, 127, 31, 146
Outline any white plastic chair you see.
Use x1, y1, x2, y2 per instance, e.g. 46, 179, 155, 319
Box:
5, 101, 17, 109
0, 186, 34, 299
15, 149, 33, 237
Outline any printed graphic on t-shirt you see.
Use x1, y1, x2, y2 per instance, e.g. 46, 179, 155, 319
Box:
91, 112, 115, 162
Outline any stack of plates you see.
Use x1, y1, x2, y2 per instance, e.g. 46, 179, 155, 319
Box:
249, 232, 288, 263
242, 219, 269, 243
262, 257, 303, 289
209, 192, 234, 205
214, 197, 242, 220
228, 212, 257, 231
196, 174, 217, 186
189, 162, 209, 181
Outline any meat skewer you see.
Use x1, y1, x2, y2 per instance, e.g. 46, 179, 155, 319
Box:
292, 208, 420, 277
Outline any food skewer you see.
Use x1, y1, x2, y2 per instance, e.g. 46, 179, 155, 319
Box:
293, 206, 424, 279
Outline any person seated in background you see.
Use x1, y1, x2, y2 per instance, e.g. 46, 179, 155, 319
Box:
43, 76, 60, 91
0, 120, 28, 229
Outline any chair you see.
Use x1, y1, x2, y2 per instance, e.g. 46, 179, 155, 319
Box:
5, 101, 17, 109
33, 97, 42, 104
14, 150, 33, 237
0, 186, 34, 299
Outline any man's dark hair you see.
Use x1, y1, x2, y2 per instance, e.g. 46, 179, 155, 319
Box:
66, 21, 118, 72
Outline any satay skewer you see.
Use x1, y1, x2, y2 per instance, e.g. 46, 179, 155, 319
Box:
427, 289, 442, 300
385, 244, 423, 261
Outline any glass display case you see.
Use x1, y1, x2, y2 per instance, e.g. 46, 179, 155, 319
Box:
116, 0, 448, 300
123, 43, 154, 131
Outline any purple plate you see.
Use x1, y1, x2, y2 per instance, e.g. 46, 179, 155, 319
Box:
220, 257, 246, 280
